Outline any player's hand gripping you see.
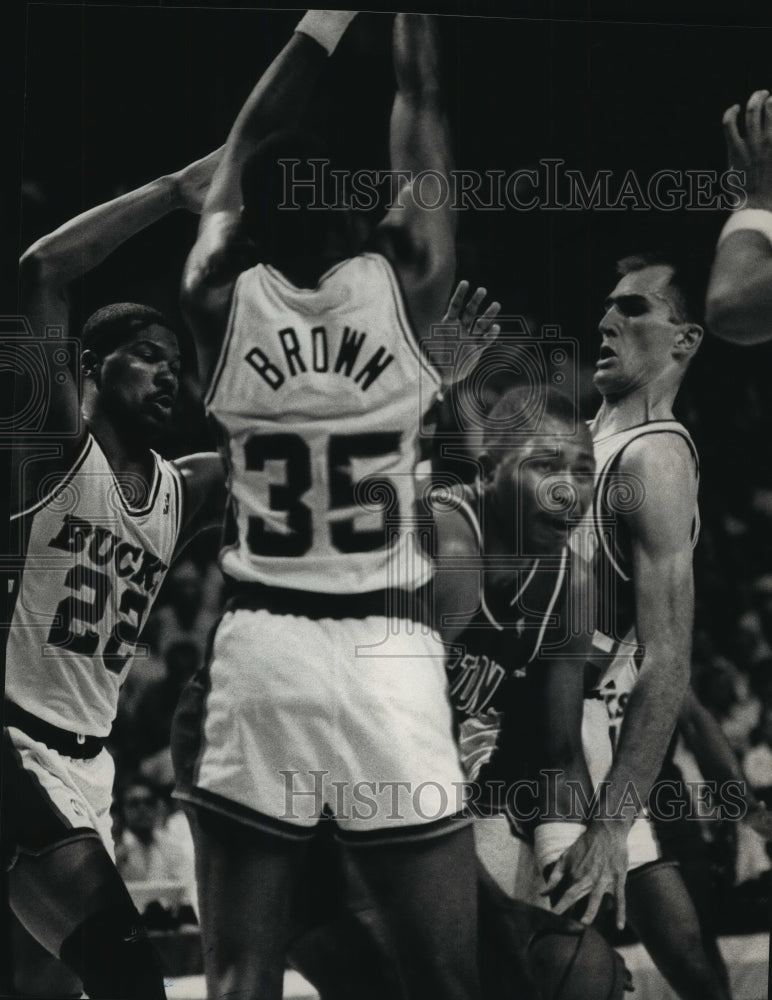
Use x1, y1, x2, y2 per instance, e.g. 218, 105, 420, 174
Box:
724, 90, 772, 211
439, 280, 501, 386
543, 818, 629, 930
170, 146, 225, 214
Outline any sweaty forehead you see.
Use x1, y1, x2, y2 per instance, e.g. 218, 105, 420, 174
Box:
136, 323, 179, 349
611, 264, 675, 303
499, 416, 591, 458
117, 323, 180, 357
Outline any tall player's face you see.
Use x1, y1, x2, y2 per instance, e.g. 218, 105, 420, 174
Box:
487, 419, 595, 554
98, 325, 181, 440
594, 264, 682, 399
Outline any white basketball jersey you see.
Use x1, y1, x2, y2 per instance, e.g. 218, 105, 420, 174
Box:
585, 420, 700, 734
206, 252, 441, 594
7, 434, 183, 736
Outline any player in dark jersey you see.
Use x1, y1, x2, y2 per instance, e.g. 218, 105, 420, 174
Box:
543, 253, 735, 1000
5, 150, 223, 999
281, 385, 631, 1000
431, 387, 597, 846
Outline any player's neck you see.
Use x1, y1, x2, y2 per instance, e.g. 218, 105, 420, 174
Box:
591, 385, 676, 437
85, 414, 156, 495
273, 243, 350, 288
482, 489, 546, 569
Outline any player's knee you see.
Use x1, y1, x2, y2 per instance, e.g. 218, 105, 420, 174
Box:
59, 903, 166, 999
527, 921, 628, 1000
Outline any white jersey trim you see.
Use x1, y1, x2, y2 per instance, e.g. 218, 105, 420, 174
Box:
528, 546, 567, 663
593, 421, 699, 583
375, 253, 442, 390
111, 449, 164, 518
169, 461, 185, 545
204, 271, 243, 410
455, 491, 504, 631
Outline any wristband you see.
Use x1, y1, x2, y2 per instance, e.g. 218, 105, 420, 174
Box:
718, 208, 772, 248
295, 10, 357, 55
534, 822, 586, 874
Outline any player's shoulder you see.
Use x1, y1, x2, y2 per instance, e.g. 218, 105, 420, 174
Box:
618, 429, 698, 534
431, 484, 480, 558
617, 425, 696, 485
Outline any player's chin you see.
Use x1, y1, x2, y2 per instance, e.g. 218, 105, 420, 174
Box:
592, 366, 626, 397
533, 518, 569, 552
136, 406, 172, 441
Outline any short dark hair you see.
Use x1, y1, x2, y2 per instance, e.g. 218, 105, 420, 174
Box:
240, 129, 338, 264
616, 251, 705, 326
82, 303, 175, 358
483, 386, 582, 464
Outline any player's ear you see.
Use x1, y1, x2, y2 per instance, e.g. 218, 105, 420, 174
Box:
674, 322, 703, 359
81, 349, 100, 378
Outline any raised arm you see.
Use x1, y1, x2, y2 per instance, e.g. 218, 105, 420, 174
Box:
181, 11, 356, 381
547, 435, 697, 928
12, 150, 221, 512
372, 14, 456, 343
707, 90, 772, 344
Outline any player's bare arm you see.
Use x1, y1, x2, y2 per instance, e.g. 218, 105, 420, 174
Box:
172, 451, 227, 553
12, 149, 222, 516
707, 90, 772, 344
182, 12, 357, 382
532, 551, 595, 827
548, 433, 697, 928
371, 13, 457, 344
432, 503, 484, 644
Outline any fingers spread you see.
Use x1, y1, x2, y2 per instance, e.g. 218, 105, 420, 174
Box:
462, 286, 487, 326
551, 877, 593, 915
579, 879, 607, 926
444, 280, 470, 321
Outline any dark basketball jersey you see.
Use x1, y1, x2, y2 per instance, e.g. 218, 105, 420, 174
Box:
444, 488, 575, 803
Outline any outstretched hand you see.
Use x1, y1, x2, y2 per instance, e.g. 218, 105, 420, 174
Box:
544, 820, 629, 930
439, 280, 501, 385
171, 147, 225, 214
723, 91, 772, 210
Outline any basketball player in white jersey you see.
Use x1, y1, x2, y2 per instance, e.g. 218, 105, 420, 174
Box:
542, 253, 733, 1000
708, 89, 772, 343
174, 10, 481, 1000
4, 149, 223, 999
285, 388, 631, 1000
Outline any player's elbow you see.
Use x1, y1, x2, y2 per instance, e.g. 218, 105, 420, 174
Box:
19, 242, 62, 290
180, 257, 214, 315
705, 284, 742, 342
706, 282, 771, 346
